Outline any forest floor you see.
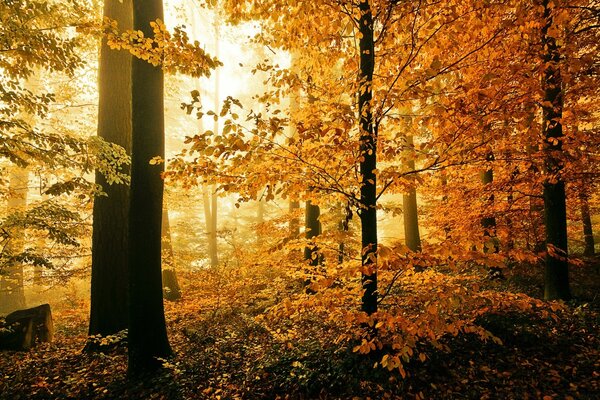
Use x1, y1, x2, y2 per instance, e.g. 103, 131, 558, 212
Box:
1, 260, 599, 399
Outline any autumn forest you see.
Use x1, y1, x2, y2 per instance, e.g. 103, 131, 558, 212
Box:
1, 0, 599, 398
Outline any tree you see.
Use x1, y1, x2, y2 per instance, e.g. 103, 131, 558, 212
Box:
402, 135, 421, 253
0, 0, 98, 285
358, 0, 377, 315
128, 0, 172, 375
304, 200, 322, 265
480, 152, 501, 277
203, 185, 219, 266
161, 205, 182, 301
540, 0, 571, 301
88, 0, 132, 338
579, 189, 595, 256
0, 168, 28, 314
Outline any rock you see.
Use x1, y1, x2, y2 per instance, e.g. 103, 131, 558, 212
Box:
162, 269, 182, 301
0, 304, 53, 350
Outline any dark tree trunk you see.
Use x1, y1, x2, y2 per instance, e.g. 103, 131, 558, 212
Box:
480, 154, 498, 251
88, 0, 132, 338
403, 136, 421, 252
358, 0, 377, 315
541, 0, 570, 301
304, 200, 322, 266
161, 207, 181, 301
338, 202, 351, 264
289, 200, 300, 239
440, 170, 451, 240
580, 193, 595, 256
128, 0, 172, 376
256, 196, 265, 246
403, 191, 421, 252
481, 154, 502, 278
506, 164, 518, 251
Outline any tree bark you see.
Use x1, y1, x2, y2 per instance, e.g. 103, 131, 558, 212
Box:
203, 185, 218, 267
481, 154, 502, 277
88, 0, 132, 337
304, 200, 322, 265
541, 0, 570, 300
0, 168, 28, 314
256, 195, 266, 245
161, 206, 181, 301
128, 0, 172, 376
580, 192, 595, 256
481, 153, 499, 251
337, 202, 350, 264
402, 136, 421, 252
289, 200, 300, 239
358, 0, 377, 315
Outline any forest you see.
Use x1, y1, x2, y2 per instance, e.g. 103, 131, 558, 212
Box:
0, 0, 599, 398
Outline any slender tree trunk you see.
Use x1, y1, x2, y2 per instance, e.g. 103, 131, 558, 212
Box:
161, 206, 181, 301
128, 0, 172, 376
525, 144, 546, 252
206, 11, 220, 265
541, 0, 570, 300
480, 154, 499, 251
481, 154, 502, 277
403, 192, 421, 252
256, 196, 265, 245
304, 200, 321, 265
203, 185, 218, 267
0, 168, 28, 314
289, 200, 300, 239
403, 136, 421, 252
440, 170, 451, 240
358, 0, 377, 315
337, 202, 350, 264
88, 0, 132, 337
580, 192, 595, 256
286, 49, 302, 242
506, 163, 518, 251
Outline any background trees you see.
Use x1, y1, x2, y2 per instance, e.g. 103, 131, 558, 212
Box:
0, 0, 115, 312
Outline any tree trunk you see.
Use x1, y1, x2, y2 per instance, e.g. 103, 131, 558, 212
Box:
0, 168, 28, 314
358, 0, 377, 315
289, 200, 300, 239
402, 135, 421, 252
128, 0, 172, 376
481, 154, 502, 277
203, 185, 218, 267
206, 12, 220, 265
88, 0, 132, 338
580, 192, 595, 257
161, 206, 181, 301
304, 200, 322, 265
541, 0, 570, 301
256, 195, 265, 246
337, 202, 350, 264
440, 170, 451, 240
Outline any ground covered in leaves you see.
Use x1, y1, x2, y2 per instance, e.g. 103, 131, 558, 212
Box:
1, 262, 599, 399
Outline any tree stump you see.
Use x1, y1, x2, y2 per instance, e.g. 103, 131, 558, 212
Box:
0, 304, 53, 350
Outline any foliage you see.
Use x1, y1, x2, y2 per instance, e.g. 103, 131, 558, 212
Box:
0, 0, 599, 397
0, 265, 599, 398
81, 16, 223, 77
